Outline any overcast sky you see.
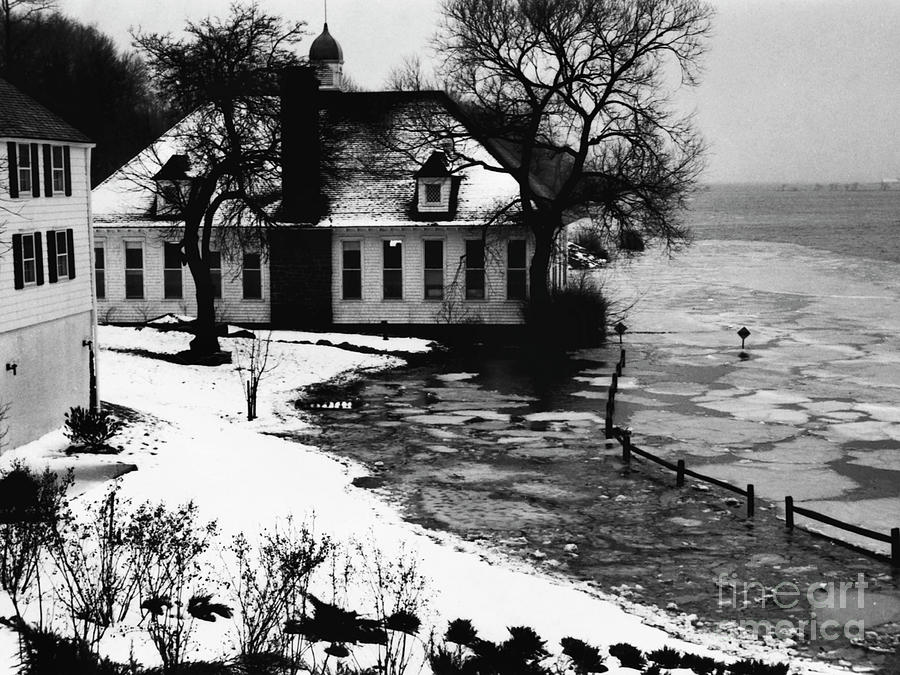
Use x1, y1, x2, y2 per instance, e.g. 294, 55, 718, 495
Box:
57, 0, 900, 184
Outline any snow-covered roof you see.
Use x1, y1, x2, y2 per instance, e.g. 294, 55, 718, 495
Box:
93, 90, 522, 230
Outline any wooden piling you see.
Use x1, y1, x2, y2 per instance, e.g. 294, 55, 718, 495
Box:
611, 372, 618, 394
620, 349, 626, 369
785, 496, 794, 529
622, 430, 631, 464
892, 528, 900, 569
746, 484, 755, 518
676, 459, 685, 487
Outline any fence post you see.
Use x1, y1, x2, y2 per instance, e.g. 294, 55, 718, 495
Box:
381, 320, 389, 341
676, 459, 685, 487
746, 484, 755, 518
610, 372, 618, 394
622, 430, 631, 464
604, 396, 614, 438
785, 496, 794, 529
620, 349, 626, 369
615, 361, 622, 377
892, 528, 900, 569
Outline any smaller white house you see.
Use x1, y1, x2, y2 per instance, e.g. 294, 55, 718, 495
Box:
0, 77, 97, 451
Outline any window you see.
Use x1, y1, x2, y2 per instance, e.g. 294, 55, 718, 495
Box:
45, 229, 75, 283
507, 239, 527, 300
425, 183, 442, 203
54, 230, 69, 279
243, 252, 262, 299
383, 240, 403, 300
164, 242, 182, 299
465, 239, 485, 299
21, 234, 36, 284
94, 244, 105, 299
17, 143, 32, 195
209, 251, 222, 298
342, 241, 361, 300
51, 146, 65, 193
423, 240, 443, 300
11, 232, 44, 288
124, 241, 144, 299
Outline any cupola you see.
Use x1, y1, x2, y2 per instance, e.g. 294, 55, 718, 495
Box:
309, 23, 344, 91
152, 154, 192, 216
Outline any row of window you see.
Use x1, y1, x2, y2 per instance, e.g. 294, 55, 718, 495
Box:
94, 241, 262, 301
6, 142, 72, 198
11, 229, 76, 288
341, 239, 527, 301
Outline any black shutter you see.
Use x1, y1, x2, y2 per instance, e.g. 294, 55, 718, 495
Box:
63, 146, 71, 196
7, 142, 18, 198
12, 234, 23, 289
34, 232, 44, 285
30, 144, 39, 197
46, 230, 57, 283
42, 144, 53, 196
66, 228, 76, 279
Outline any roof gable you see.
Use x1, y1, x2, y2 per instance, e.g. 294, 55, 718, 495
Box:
0, 77, 92, 144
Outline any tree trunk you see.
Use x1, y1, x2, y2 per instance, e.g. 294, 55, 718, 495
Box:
183, 217, 221, 356
528, 217, 558, 305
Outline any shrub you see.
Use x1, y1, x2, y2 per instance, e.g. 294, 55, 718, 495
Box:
647, 646, 682, 668
10, 622, 124, 675
608, 642, 645, 669
64, 406, 125, 452
680, 652, 726, 674
619, 228, 645, 252
524, 283, 607, 348
0, 464, 70, 622
729, 659, 789, 675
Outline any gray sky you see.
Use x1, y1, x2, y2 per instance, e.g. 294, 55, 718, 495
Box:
58, 0, 900, 184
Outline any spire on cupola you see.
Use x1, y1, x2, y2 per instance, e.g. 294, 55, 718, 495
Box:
309, 14, 344, 91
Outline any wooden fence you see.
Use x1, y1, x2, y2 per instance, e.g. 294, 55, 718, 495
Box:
603, 347, 898, 567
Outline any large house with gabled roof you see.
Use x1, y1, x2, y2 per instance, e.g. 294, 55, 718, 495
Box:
91, 24, 567, 332
0, 77, 97, 451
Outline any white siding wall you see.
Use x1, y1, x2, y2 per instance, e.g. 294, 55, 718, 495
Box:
331, 226, 533, 325
0, 142, 94, 333
0, 140, 95, 451
94, 227, 270, 324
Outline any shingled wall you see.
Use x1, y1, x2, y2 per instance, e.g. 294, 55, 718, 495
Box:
269, 227, 333, 328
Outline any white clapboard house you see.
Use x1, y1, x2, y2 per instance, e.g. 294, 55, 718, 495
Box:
0, 77, 97, 451
92, 25, 567, 332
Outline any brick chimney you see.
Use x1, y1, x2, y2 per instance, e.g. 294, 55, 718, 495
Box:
280, 65, 321, 223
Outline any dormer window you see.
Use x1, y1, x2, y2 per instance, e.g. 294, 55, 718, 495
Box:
414, 151, 459, 219
152, 154, 192, 217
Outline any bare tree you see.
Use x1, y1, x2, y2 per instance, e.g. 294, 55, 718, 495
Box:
132, 4, 306, 358
235, 332, 276, 421
390, 0, 712, 304
0, 0, 55, 74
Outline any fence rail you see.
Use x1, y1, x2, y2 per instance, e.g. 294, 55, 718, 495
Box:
604, 345, 897, 567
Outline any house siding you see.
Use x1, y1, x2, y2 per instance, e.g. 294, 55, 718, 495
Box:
331, 225, 532, 326
0, 140, 96, 451
93, 227, 271, 325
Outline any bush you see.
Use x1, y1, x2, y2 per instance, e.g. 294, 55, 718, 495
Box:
608, 642, 645, 669
729, 659, 789, 675
10, 622, 124, 675
619, 228, 645, 252
524, 283, 607, 348
647, 646, 682, 668
64, 406, 125, 452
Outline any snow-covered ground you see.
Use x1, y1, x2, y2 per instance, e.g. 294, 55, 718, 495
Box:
0, 326, 846, 673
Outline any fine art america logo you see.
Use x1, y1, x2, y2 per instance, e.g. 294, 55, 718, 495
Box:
716, 574, 869, 641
